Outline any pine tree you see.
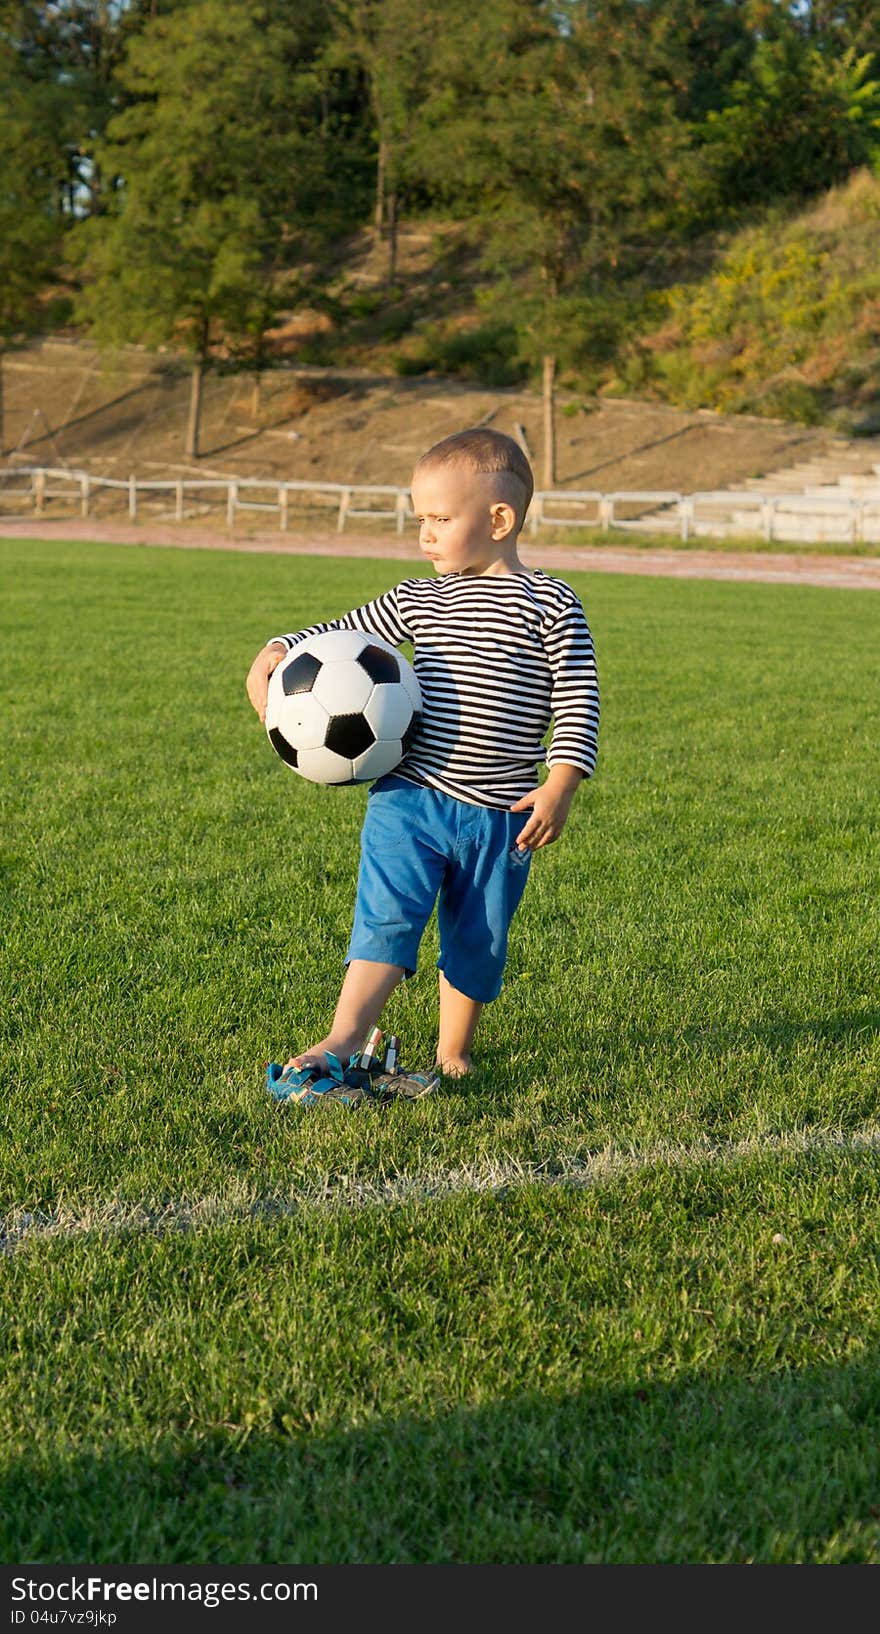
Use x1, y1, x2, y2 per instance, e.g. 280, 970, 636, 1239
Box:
639, 0, 756, 120
789, 1, 879, 56
416, 0, 691, 486
0, 39, 67, 449
1, 1, 172, 218
73, 0, 335, 458
701, 26, 880, 208
324, 0, 435, 285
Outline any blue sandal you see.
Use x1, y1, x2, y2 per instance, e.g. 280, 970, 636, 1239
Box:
265, 1052, 382, 1108
369, 1035, 440, 1100
265, 1033, 439, 1108
265, 1054, 358, 1106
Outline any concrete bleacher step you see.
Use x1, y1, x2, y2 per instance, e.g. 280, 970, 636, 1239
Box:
744, 476, 823, 492
797, 485, 879, 500
739, 436, 880, 500
835, 474, 880, 494
728, 509, 880, 543
712, 433, 880, 538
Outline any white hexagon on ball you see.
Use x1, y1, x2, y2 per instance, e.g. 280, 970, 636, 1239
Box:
311, 657, 374, 716
266, 681, 329, 751
303, 629, 369, 664
362, 684, 415, 743
353, 739, 406, 782
297, 744, 358, 784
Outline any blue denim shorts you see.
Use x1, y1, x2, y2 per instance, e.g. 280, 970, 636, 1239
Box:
347, 775, 533, 1003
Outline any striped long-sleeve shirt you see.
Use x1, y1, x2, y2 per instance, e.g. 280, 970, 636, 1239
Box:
271, 569, 599, 810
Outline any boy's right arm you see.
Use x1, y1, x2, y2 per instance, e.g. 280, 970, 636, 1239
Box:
246, 641, 287, 723
248, 583, 413, 723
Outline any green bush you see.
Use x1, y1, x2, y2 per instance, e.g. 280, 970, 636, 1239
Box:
746, 380, 825, 424
392, 352, 431, 377
393, 321, 524, 386
345, 288, 387, 319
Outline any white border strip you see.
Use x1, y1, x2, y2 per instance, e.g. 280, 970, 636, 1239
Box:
4, 1122, 880, 1253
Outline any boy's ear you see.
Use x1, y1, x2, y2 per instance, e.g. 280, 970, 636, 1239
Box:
490, 501, 517, 540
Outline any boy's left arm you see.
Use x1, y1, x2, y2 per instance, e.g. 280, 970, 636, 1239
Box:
510, 764, 584, 851
511, 594, 599, 850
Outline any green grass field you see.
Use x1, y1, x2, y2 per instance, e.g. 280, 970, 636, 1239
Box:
2, 538, 879, 1565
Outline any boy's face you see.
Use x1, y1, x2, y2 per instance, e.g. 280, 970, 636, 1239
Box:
411, 464, 514, 576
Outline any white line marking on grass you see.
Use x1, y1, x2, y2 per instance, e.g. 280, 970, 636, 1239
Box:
4, 1122, 880, 1253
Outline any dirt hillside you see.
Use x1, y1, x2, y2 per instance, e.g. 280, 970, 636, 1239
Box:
1, 336, 855, 497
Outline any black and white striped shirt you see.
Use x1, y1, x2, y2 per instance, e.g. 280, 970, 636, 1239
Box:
272, 569, 599, 809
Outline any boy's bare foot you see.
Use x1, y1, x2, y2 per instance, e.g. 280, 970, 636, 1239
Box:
436, 1054, 472, 1077
285, 1036, 360, 1073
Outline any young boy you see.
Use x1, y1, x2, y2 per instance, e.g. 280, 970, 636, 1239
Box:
246, 428, 599, 1092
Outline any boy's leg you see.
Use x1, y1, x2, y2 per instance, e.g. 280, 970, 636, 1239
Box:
435, 805, 532, 1073
287, 959, 404, 1071
437, 971, 483, 1076
288, 779, 445, 1072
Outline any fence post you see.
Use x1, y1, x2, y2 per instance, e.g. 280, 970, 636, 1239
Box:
34, 471, 45, 515
598, 496, 613, 531
81, 474, 90, 519
129, 475, 137, 521
680, 496, 693, 542
762, 499, 774, 543
175, 481, 184, 522
227, 482, 237, 528
395, 490, 408, 536
337, 489, 350, 533
279, 485, 288, 532
528, 496, 541, 537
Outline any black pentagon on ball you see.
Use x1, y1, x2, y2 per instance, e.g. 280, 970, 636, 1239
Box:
268, 726, 298, 768
325, 712, 376, 759
282, 651, 322, 695
356, 644, 400, 685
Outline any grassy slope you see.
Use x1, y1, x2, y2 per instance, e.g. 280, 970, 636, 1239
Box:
622, 170, 880, 429
307, 171, 880, 432
1, 539, 879, 1563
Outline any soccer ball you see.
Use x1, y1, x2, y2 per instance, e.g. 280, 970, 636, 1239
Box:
265, 629, 422, 785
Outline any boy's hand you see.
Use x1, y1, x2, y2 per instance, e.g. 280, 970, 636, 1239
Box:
246, 642, 287, 723
510, 764, 583, 851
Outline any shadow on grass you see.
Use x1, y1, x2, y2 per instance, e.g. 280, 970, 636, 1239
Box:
4, 1360, 879, 1565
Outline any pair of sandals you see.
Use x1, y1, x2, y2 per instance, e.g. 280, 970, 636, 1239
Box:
265, 1031, 439, 1108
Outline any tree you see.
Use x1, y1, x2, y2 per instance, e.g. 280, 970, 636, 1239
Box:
323, 0, 435, 285
74, 0, 334, 458
416, 0, 692, 486
638, 0, 757, 121
701, 28, 880, 209
787, 1, 879, 56
1, 1, 171, 219
0, 42, 68, 449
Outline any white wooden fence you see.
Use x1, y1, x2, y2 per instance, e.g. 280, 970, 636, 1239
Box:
2, 465, 880, 544
527, 487, 880, 544
0, 467, 412, 534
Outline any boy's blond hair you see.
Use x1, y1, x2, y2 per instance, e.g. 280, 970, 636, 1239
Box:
414, 428, 534, 531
